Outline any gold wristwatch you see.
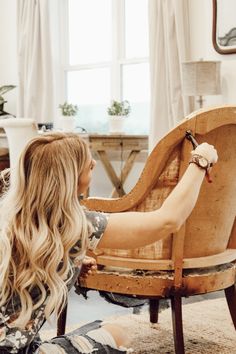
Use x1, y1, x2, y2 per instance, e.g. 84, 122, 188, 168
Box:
189, 154, 210, 171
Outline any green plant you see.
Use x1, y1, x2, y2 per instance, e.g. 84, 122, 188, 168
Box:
107, 100, 131, 116
0, 85, 16, 106
59, 102, 78, 116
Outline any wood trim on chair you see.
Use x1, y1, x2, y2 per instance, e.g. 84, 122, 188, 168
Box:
92, 248, 236, 271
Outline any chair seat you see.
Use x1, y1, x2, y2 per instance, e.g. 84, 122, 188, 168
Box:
80, 262, 236, 297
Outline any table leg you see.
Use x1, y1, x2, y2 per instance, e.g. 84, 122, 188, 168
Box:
111, 150, 139, 197
97, 150, 125, 197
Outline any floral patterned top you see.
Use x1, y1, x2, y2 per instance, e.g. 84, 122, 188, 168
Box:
0, 210, 109, 353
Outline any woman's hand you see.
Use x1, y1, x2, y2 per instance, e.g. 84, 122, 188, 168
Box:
80, 256, 97, 278
192, 142, 218, 165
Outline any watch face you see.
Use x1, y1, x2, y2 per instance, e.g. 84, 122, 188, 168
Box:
199, 157, 208, 168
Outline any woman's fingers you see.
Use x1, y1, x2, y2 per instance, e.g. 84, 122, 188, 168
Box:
80, 256, 97, 278
192, 143, 218, 164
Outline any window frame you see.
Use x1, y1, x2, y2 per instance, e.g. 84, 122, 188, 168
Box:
59, 0, 149, 103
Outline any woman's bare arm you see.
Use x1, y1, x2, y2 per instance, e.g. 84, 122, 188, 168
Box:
98, 143, 218, 250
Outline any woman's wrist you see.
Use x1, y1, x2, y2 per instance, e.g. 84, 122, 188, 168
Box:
189, 154, 211, 171
187, 162, 206, 180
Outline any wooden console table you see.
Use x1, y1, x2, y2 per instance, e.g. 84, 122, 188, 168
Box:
89, 134, 148, 197
0, 131, 149, 197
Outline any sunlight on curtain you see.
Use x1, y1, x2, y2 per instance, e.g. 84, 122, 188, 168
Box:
148, 0, 191, 150
17, 0, 55, 123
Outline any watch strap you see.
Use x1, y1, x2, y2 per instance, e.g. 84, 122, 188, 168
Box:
189, 154, 211, 171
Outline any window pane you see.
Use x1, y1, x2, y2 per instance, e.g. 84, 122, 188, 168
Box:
125, 0, 149, 58
68, 0, 112, 64
122, 62, 150, 101
67, 68, 110, 133
122, 62, 150, 134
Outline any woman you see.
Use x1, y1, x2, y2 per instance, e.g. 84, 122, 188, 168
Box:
0, 133, 218, 353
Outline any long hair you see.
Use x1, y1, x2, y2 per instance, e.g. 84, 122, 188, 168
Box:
0, 133, 89, 328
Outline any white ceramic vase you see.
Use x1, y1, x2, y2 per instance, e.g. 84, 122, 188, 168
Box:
108, 115, 126, 134
60, 116, 76, 132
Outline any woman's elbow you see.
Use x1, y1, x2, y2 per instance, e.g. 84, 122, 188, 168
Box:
162, 214, 183, 234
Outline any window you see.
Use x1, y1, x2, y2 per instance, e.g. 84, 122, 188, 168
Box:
62, 0, 150, 134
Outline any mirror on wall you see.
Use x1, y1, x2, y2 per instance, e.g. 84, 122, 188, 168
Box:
212, 0, 236, 54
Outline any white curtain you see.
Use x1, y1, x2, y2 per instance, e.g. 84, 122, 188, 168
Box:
148, 0, 191, 150
17, 0, 55, 123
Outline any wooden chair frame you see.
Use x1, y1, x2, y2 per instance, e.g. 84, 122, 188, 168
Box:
58, 106, 236, 354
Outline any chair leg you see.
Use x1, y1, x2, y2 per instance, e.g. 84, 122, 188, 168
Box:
149, 299, 159, 323
57, 304, 68, 336
171, 296, 185, 354
224, 284, 236, 330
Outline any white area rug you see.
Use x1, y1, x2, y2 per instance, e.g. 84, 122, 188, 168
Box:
41, 297, 236, 353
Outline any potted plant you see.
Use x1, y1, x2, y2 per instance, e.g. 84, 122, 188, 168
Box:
59, 101, 78, 132
107, 100, 131, 134
0, 85, 16, 116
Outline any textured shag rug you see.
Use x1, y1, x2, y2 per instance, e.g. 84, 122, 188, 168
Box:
40, 297, 236, 354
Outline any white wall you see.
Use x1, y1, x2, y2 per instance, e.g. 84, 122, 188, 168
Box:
0, 0, 236, 196
188, 0, 236, 107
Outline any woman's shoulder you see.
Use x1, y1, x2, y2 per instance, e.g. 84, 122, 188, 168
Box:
83, 209, 110, 250
84, 209, 109, 230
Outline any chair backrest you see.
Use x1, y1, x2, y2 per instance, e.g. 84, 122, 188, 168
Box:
83, 106, 236, 271
0, 118, 38, 169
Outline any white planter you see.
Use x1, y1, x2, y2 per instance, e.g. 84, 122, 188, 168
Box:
108, 115, 126, 134
60, 116, 76, 132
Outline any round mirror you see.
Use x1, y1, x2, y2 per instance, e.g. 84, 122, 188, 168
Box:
212, 0, 236, 54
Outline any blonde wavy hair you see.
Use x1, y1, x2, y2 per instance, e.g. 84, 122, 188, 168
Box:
0, 133, 89, 328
